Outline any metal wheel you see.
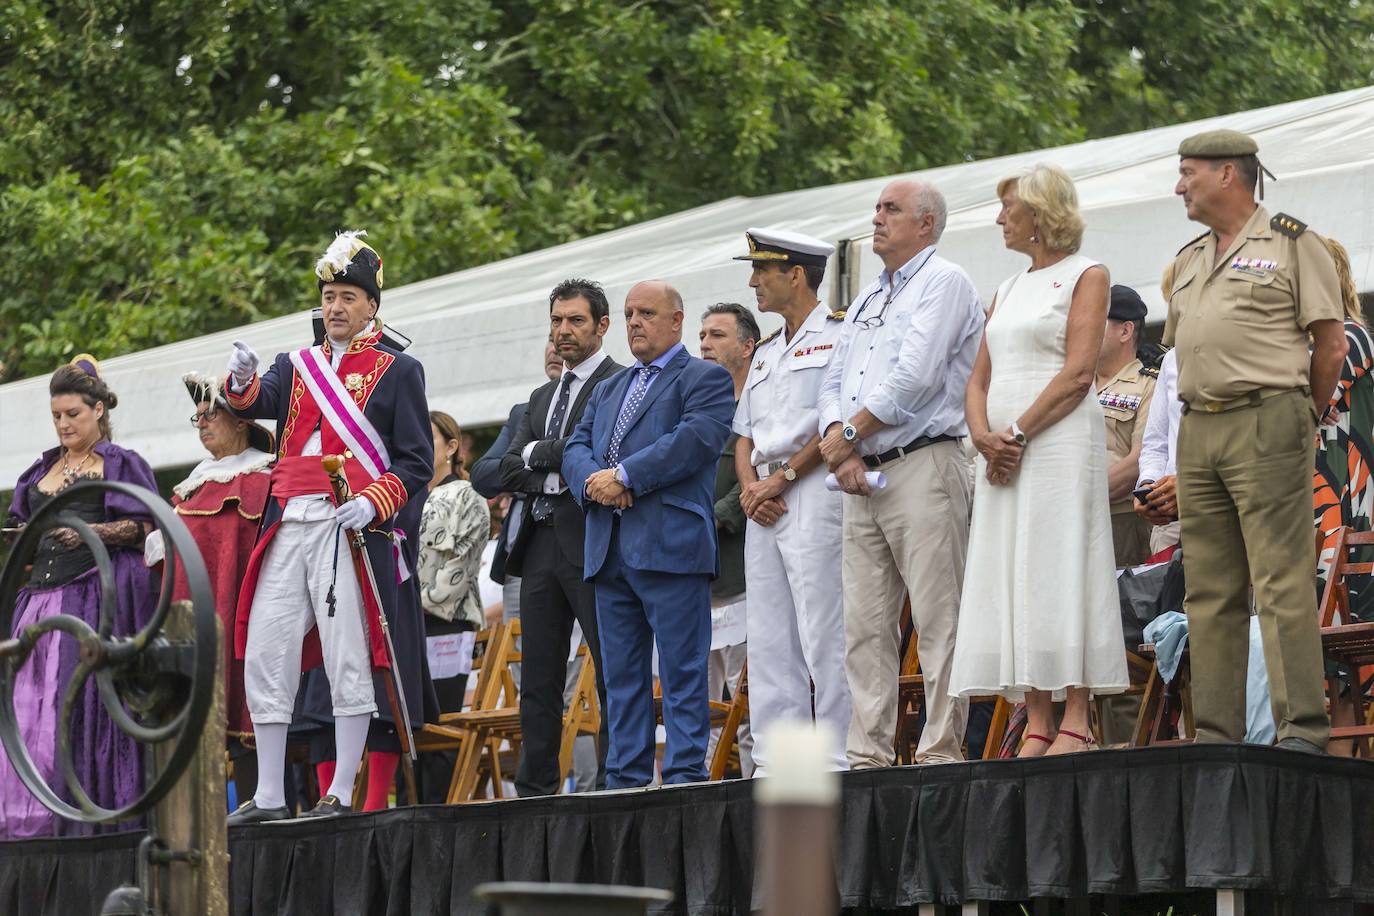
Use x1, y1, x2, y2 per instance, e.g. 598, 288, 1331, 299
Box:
0, 480, 215, 824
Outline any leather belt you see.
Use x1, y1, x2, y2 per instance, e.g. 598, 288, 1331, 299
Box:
754, 460, 788, 479
1181, 386, 1307, 415
862, 434, 957, 469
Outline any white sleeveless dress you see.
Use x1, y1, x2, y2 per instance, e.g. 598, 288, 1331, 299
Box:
949, 254, 1127, 701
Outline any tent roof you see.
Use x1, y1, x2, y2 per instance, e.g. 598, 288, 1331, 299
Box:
4, 86, 1373, 480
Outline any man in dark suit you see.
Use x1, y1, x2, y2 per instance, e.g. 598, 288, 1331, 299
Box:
471, 339, 563, 610
500, 280, 623, 795
564, 280, 735, 787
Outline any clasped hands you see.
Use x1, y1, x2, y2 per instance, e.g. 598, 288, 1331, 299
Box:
820, 424, 871, 496
740, 475, 788, 527
585, 468, 633, 509
974, 428, 1023, 486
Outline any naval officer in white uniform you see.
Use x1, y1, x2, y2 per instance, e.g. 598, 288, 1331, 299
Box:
732, 228, 852, 773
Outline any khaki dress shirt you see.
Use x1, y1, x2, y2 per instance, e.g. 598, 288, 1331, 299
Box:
1163, 204, 1343, 407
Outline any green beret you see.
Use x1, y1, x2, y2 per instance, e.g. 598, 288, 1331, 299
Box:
1178, 129, 1258, 159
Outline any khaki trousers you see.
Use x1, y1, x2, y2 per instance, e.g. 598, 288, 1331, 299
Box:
1176, 389, 1329, 746
1111, 510, 1153, 567
1149, 519, 1181, 555
842, 440, 971, 766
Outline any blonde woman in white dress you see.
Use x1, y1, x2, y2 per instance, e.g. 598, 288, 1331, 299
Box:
949, 163, 1127, 756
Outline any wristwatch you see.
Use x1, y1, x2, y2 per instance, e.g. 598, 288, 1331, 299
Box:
842, 423, 859, 443
1010, 421, 1028, 446
781, 461, 798, 482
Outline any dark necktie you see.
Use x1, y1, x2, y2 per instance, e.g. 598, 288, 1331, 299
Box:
531, 372, 575, 522
607, 365, 660, 468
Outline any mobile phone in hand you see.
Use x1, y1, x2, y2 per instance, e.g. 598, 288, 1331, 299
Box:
1132, 485, 1153, 505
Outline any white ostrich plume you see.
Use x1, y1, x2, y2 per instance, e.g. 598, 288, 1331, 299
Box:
316, 229, 368, 281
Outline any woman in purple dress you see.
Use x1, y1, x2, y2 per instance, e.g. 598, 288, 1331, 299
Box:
0, 356, 159, 838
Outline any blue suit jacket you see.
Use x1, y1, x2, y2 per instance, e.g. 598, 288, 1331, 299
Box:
563, 347, 735, 580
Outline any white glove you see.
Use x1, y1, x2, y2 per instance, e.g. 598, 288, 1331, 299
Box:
227, 340, 260, 387
336, 496, 376, 531
142, 529, 165, 567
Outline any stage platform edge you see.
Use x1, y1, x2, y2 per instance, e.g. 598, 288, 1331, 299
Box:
2, 745, 1372, 915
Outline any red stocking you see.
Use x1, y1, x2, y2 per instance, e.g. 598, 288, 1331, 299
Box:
364, 751, 399, 811
315, 760, 337, 800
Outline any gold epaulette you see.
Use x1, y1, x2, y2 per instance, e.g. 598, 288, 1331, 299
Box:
1141, 365, 1160, 378
1270, 212, 1308, 239
758, 328, 781, 346
1176, 231, 1209, 255
827, 309, 846, 321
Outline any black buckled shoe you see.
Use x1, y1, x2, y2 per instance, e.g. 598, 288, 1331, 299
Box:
227, 800, 291, 826
295, 794, 352, 819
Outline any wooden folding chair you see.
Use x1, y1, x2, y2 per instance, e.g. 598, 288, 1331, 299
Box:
1131, 642, 1193, 746
1317, 526, 1374, 756
408, 622, 518, 803
891, 597, 1007, 761
708, 661, 749, 781
441, 621, 610, 801
894, 597, 925, 764
557, 643, 601, 780
1090, 649, 1155, 747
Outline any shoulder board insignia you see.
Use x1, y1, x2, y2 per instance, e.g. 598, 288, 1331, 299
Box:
758, 328, 781, 346
1140, 366, 1159, 378
1176, 231, 1209, 255
827, 309, 846, 321
1270, 212, 1307, 239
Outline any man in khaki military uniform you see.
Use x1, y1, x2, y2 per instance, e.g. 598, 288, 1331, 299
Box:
1096, 284, 1157, 567
1165, 129, 1347, 752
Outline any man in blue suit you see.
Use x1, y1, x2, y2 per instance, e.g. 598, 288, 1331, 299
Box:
564, 280, 735, 787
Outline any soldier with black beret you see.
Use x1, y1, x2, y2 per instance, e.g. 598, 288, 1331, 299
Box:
1165, 129, 1346, 752
1095, 284, 1157, 567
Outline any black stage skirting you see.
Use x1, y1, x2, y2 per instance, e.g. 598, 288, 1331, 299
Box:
3, 745, 1374, 915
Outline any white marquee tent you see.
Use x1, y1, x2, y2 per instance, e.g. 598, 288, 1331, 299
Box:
3, 86, 1372, 481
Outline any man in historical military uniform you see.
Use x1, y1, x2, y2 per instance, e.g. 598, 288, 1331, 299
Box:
1095, 284, 1157, 567
224, 231, 434, 821
732, 228, 852, 773
1165, 129, 1346, 752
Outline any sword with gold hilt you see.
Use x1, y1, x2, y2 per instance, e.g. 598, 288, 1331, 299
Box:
322, 455, 417, 766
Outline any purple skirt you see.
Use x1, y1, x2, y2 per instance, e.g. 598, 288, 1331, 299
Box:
0, 551, 155, 838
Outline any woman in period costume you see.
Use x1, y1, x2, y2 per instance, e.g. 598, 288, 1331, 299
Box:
0, 356, 158, 838
145, 374, 273, 797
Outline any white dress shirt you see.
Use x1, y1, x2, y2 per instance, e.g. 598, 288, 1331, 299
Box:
522, 348, 610, 494
734, 304, 843, 465
817, 246, 984, 455
1136, 349, 1180, 485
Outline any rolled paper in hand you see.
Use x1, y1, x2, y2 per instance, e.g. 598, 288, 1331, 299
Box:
823, 471, 886, 492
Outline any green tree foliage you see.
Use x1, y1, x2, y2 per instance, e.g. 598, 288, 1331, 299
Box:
1, 0, 1370, 381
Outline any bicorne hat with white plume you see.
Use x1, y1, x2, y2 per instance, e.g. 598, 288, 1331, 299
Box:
315, 230, 384, 304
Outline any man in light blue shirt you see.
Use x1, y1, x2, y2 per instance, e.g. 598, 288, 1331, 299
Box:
817, 179, 984, 767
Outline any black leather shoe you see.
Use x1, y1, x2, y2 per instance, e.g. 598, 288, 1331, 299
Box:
227, 800, 291, 826
1276, 737, 1325, 755
295, 794, 352, 819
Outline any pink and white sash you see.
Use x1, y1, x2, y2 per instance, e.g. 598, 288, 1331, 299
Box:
288, 346, 392, 481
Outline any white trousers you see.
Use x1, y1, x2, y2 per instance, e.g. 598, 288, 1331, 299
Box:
744, 470, 851, 774
244, 515, 377, 725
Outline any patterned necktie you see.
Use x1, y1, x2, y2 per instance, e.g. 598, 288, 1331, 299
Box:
606, 366, 660, 468
531, 372, 576, 522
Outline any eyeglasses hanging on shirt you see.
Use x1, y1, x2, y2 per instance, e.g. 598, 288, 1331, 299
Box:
850, 248, 936, 330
